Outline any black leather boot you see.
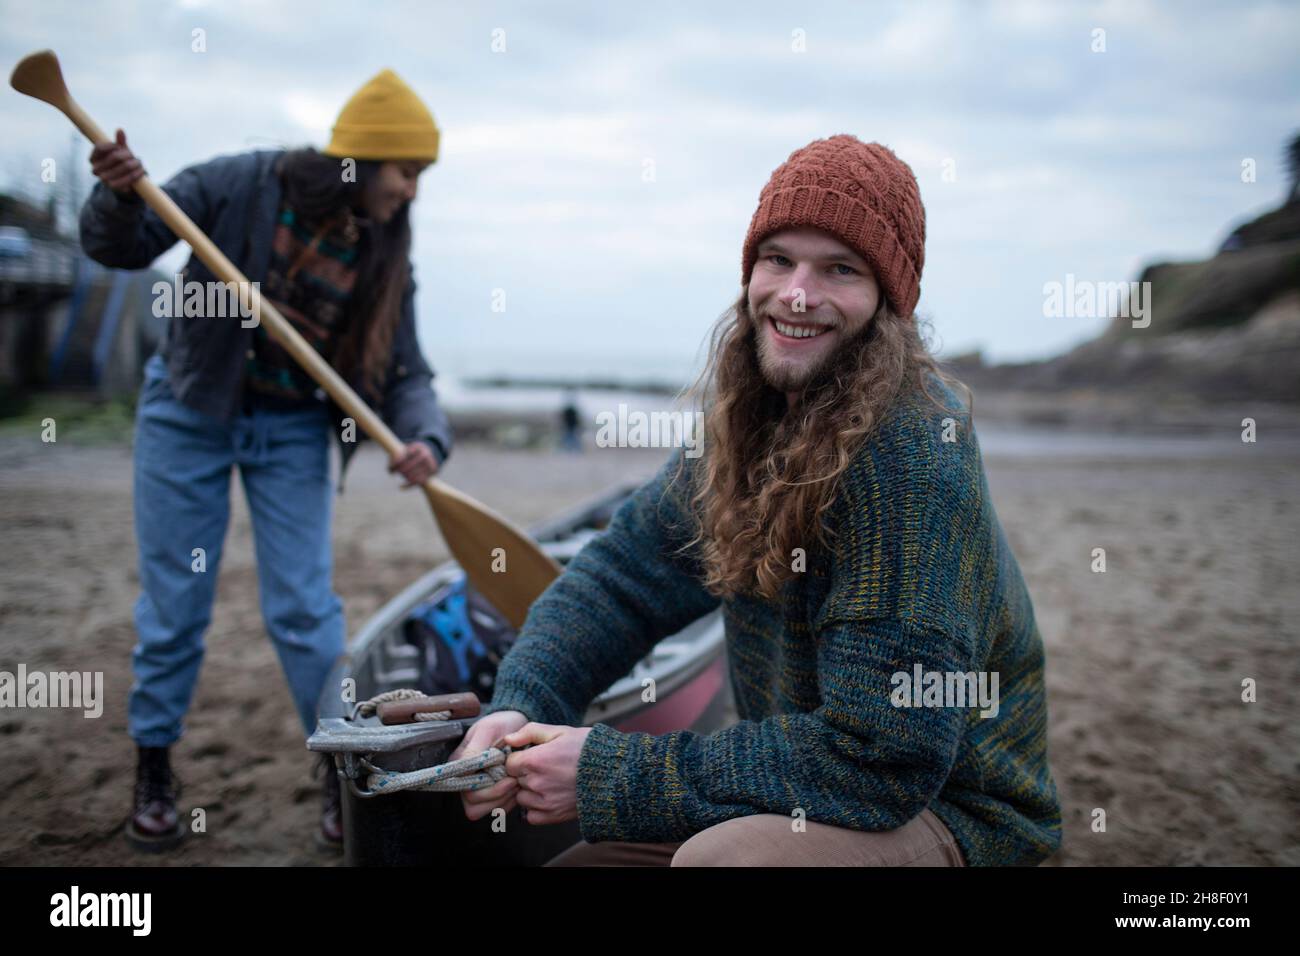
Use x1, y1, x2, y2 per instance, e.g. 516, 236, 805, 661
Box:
315, 753, 343, 852
125, 745, 185, 852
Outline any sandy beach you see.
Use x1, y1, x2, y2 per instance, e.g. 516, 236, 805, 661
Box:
1, 408, 1297, 866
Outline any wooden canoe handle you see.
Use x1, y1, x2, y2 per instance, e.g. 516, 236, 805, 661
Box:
377, 692, 482, 725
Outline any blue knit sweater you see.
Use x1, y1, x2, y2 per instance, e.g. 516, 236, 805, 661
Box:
483, 377, 1062, 866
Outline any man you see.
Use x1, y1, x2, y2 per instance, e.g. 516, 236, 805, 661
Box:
79, 69, 453, 852
452, 134, 1062, 866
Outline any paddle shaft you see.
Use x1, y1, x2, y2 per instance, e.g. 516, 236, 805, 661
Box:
63, 104, 404, 458
16, 49, 563, 629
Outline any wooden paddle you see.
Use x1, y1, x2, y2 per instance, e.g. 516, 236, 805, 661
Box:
10, 49, 561, 629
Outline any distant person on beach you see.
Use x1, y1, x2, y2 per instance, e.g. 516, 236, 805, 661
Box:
559, 390, 581, 453
452, 135, 1061, 866
79, 69, 453, 854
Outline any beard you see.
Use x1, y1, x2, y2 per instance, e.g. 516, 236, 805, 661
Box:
750, 303, 868, 396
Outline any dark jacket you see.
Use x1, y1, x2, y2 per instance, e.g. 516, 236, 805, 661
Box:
78, 148, 453, 493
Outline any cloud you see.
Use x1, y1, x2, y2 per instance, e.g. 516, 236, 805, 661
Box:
2, 0, 1295, 371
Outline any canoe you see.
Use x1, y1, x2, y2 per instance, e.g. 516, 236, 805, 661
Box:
308, 478, 732, 866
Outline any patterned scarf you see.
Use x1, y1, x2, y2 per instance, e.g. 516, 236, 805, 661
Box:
242, 201, 362, 407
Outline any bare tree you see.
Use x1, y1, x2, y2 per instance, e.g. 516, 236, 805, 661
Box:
1287, 131, 1300, 202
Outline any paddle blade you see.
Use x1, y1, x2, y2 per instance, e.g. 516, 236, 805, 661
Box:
422, 481, 562, 630
9, 50, 70, 109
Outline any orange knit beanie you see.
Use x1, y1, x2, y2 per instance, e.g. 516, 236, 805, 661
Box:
740, 134, 926, 316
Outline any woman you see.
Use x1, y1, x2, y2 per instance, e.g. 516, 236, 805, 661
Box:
79, 68, 453, 853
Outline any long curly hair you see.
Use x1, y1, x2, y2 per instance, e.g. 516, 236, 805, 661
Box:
672, 289, 971, 601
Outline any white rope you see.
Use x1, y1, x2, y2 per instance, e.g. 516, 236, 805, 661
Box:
361, 745, 515, 795
349, 688, 518, 796
352, 688, 451, 722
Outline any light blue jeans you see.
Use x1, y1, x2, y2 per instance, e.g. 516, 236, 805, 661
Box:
129, 353, 345, 746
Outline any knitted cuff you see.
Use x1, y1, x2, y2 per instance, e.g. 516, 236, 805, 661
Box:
573, 721, 633, 843
479, 678, 579, 727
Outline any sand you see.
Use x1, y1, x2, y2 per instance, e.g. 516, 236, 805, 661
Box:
0, 424, 1297, 866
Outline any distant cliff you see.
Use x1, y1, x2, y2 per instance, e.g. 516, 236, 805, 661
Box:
950, 135, 1300, 405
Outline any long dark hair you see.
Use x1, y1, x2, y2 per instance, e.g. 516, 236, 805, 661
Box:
275, 147, 411, 404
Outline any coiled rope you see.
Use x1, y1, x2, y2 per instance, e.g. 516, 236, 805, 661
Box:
351, 687, 452, 722
360, 745, 515, 795
350, 689, 521, 796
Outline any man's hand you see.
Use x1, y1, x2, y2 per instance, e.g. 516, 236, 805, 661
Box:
453, 710, 529, 822
89, 128, 145, 197
388, 440, 439, 488
501, 722, 593, 826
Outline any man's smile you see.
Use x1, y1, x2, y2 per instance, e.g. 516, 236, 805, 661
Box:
767, 314, 835, 343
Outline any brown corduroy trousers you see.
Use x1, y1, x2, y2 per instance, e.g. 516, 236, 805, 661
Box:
544, 807, 966, 867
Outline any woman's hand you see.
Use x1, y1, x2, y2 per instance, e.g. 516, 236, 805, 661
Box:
451, 709, 529, 822
89, 128, 145, 196
388, 440, 439, 488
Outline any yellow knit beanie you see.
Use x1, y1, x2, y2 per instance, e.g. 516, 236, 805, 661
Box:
322, 69, 439, 163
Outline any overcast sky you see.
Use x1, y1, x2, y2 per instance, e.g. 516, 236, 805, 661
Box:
4, 0, 1297, 383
